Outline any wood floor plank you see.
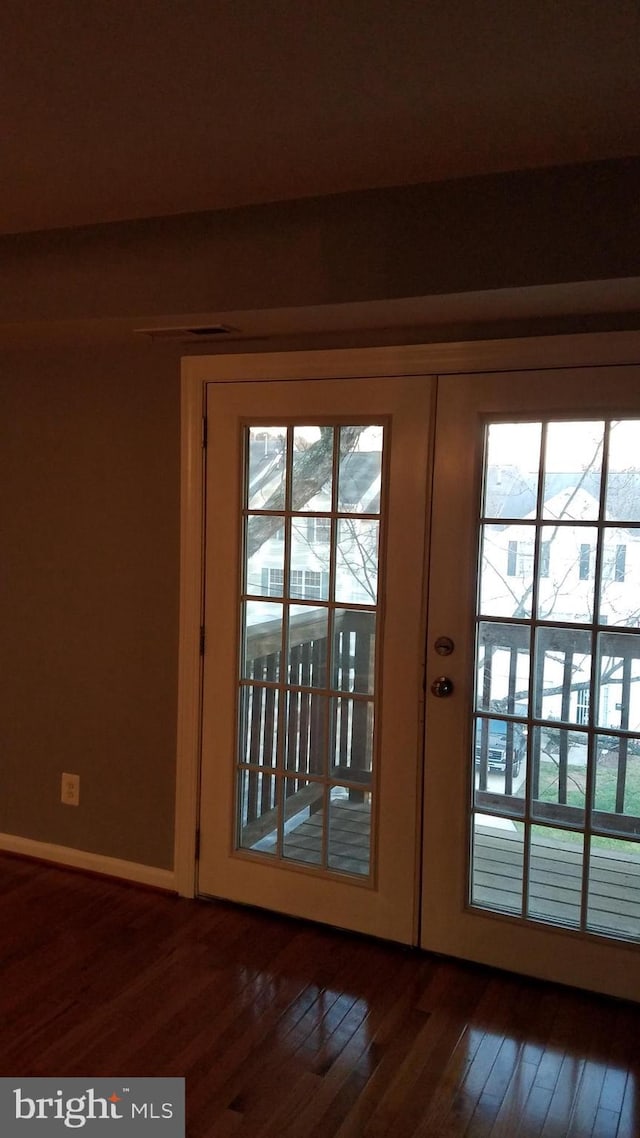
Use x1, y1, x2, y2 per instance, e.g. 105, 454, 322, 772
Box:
432, 977, 527, 1137
592, 1106, 621, 1138
617, 1067, 640, 1138
565, 1057, 609, 1135
485, 1059, 540, 1138
464, 1091, 503, 1137
1, 854, 639, 1138
300, 957, 438, 1138
514, 1085, 555, 1138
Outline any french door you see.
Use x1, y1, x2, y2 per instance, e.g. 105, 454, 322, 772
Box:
198, 375, 433, 944
194, 357, 640, 999
422, 366, 640, 1002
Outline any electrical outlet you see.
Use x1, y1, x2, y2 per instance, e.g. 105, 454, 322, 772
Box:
61, 772, 80, 806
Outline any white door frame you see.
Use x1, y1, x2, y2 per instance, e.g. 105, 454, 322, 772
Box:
175, 332, 640, 898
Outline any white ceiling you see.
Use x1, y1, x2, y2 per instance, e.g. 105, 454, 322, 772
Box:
2, 0, 639, 236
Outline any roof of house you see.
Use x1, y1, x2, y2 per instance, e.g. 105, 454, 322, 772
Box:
248, 443, 381, 514
485, 469, 639, 525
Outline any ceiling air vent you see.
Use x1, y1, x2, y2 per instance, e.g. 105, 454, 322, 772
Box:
134, 323, 239, 341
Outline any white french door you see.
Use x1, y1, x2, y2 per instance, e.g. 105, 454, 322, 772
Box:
422, 366, 640, 1002
198, 375, 433, 944
191, 352, 640, 1000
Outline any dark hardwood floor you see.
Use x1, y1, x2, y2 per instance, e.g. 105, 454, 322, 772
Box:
1, 854, 638, 1137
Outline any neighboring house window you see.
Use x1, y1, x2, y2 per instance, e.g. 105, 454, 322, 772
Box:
507, 541, 518, 576
579, 544, 591, 581
540, 541, 550, 578
263, 566, 327, 599
290, 569, 322, 600
266, 568, 284, 596
274, 526, 284, 542
306, 570, 322, 599
615, 544, 626, 583
306, 517, 331, 543
290, 570, 304, 596
576, 687, 590, 725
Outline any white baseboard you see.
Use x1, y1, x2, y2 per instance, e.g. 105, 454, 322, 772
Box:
0, 833, 176, 892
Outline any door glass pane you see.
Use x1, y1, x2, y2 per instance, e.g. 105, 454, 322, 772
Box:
587, 837, 640, 940
238, 769, 278, 853
330, 696, 373, 785
238, 686, 280, 768
537, 526, 598, 622
606, 420, 640, 521
527, 826, 584, 928
335, 519, 379, 604
542, 421, 604, 521
482, 422, 541, 519
474, 716, 526, 810
242, 602, 283, 681
478, 524, 534, 618
328, 785, 371, 876
475, 622, 530, 715
286, 606, 328, 688
333, 609, 376, 694
247, 426, 287, 510
471, 816, 524, 914
245, 515, 285, 596
289, 518, 330, 596
284, 690, 327, 776
600, 528, 640, 626
338, 425, 383, 513
594, 735, 640, 836
531, 726, 587, 824
282, 778, 324, 866
291, 426, 333, 510
235, 421, 384, 879
471, 416, 640, 943
535, 627, 592, 723
597, 632, 640, 733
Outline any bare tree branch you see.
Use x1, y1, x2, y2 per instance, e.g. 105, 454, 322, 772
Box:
246, 426, 364, 558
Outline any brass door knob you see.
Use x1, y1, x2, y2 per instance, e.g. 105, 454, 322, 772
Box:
431, 676, 454, 697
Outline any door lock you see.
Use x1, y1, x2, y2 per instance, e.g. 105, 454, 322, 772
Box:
430, 676, 454, 698
434, 636, 455, 656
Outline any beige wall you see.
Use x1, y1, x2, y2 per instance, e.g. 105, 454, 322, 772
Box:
1, 340, 180, 867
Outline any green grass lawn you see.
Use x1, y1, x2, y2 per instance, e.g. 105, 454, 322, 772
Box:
536, 755, 640, 851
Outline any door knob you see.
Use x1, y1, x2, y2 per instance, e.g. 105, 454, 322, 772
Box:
431, 676, 454, 697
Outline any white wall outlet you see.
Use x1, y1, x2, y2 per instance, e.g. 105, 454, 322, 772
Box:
61, 772, 80, 806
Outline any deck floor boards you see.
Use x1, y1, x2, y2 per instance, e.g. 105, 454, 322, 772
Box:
473, 827, 640, 938
257, 802, 640, 939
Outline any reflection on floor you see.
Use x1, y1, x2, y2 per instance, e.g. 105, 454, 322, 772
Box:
4, 854, 640, 1138
473, 824, 640, 940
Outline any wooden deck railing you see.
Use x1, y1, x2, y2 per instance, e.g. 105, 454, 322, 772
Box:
239, 607, 374, 840
476, 622, 640, 838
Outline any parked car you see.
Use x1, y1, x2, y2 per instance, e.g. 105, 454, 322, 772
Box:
475, 718, 526, 776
